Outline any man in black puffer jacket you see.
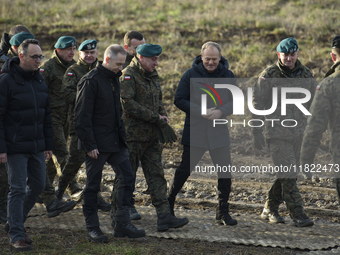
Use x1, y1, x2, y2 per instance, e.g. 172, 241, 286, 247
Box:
0, 39, 54, 252
168, 41, 238, 226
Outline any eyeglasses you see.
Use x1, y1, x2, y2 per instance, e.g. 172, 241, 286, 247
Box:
29, 55, 44, 61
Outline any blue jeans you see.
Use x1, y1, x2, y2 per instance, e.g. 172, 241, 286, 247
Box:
6, 152, 46, 243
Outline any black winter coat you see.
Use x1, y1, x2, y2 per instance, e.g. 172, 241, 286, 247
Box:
174, 56, 236, 149
74, 62, 127, 153
0, 57, 55, 154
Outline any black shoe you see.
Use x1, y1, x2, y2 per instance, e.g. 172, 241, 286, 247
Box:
292, 213, 314, 227
129, 206, 141, 220
70, 189, 84, 202
86, 227, 108, 243
157, 213, 189, 232
0, 209, 6, 224
55, 187, 65, 201
4, 222, 32, 244
216, 202, 237, 226
97, 197, 111, 212
46, 199, 77, 218
114, 222, 145, 238
168, 197, 175, 216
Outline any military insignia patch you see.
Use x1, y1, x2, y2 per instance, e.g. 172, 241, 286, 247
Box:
260, 77, 266, 81
124, 76, 131, 80
67, 73, 73, 76
316, 85, 321, 90
39, 69, 44, 72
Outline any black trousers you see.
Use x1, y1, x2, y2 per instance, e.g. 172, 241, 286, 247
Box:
83, 148, 133, 229
169, 145, 232, 203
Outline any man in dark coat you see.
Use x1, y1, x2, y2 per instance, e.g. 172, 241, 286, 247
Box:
74, 44, 145, 242
0, 39, 54, 252
168, 41, 238, 226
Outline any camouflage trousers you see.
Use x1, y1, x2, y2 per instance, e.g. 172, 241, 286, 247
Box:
40, 106, 70, 206
0, 163, 8, 211
112, 140, 170, 216
264, 139, 304, 218
57, 116, 85, 194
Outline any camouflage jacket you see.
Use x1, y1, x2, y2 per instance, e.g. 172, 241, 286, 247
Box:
300, 61, 340, 165
39, 50, 76, 109
252, 59, 316, 141
122, 53, 134, 70
0, 49, 16, 71
120, 56, 166, 142
62, 58, 98, 107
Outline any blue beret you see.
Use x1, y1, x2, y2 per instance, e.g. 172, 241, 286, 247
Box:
9, 32, 34, 46
331, 35, 340, 49
54, 36, 76, 49
277, 38, 299, 53
136, 43, 162, 57
78, 39, 97, 51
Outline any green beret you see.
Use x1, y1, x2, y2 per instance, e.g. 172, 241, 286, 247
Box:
276, 38, 299, 53
136, 43, 162, 57
54, 36, 76, 49
9, 32, 34, 46
78, 39, 97, 51
331, 35, 340, 48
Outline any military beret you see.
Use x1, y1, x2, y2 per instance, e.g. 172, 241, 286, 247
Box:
78, 39, 97, 51
276, 38, 299, 53
9, 32, 34, 46
54, 36, 76, 49
137, 43, 162, 57
331, 35, 340, 48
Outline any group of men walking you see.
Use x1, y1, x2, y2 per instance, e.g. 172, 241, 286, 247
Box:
1, 24, 340, 252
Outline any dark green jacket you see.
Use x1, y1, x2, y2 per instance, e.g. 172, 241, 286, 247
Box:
300, 62, 340, 166
252, 59, 316, 141
39, 50, 76, 109
120, 56, 166, 142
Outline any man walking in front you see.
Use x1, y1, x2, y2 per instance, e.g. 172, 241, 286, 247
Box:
0, 39, 54, 252
252, 38, 316, 227
75, 44, 145, 242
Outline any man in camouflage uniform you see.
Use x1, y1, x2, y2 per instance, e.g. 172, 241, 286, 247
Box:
300, 35, 340, 204
0, 29, 34, 224
112, 44, 189, 231
252, 38, 315, 227
38, 36, 77, 217
55, 39, 110, 211
111, 31, 146, 220
122, 31, 145, 69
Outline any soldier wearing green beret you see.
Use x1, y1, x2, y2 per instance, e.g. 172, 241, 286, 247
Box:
111, 43, 189, 231
300, 35, 340, 205
0, 25, 33, 224
123, 31, 145, 69
252, 37, 316, 227
55, 39, 111, 211
38, 36, 77, 217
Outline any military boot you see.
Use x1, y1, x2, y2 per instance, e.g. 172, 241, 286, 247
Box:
114, 222, 145, 238
55, 186, 66, 201
291, 213, 314, 227
97, 196, 111, 212
46, 198, 77, 218
261, 208, 285, 224
157, 213, 189, 232
168, 197, 175, 216
129, 205, 141, 220
216, 202, 237, 226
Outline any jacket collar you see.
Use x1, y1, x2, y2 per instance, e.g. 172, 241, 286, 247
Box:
130, 56, 158, 78
78, 58, 98, 72
324, 61, 340, 78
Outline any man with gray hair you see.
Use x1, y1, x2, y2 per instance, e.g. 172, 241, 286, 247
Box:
75, 44, 145, 242
168, 41, 238, 226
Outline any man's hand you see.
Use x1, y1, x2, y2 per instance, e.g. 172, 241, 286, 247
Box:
87, 149, 99, 159
0, 153, 7, 164
159, 115, 169, 124
44, 151, 53, 160
252, 132, 266, 150
202, 108, 223, 120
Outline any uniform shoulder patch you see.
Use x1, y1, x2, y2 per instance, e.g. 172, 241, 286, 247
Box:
316, 85, 321, 90
67, 72, 73, 76
39, 69, 44, 72
260, 76, 266, 81
124, 76, 131, 80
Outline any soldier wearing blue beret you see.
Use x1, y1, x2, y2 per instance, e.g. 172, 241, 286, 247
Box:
111, 42, 189, 232
38, 36, 78, 217
252, 37, 316, 227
